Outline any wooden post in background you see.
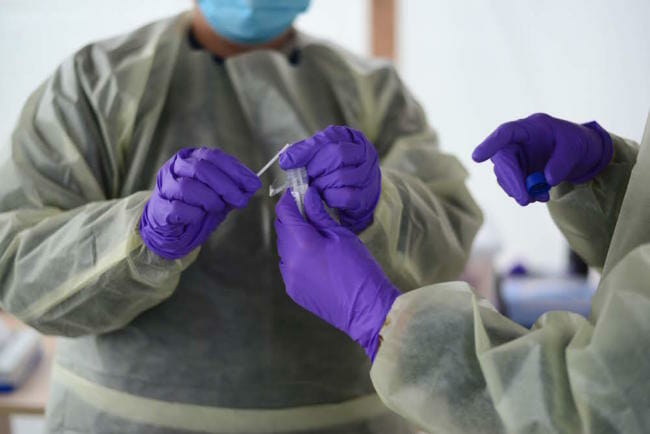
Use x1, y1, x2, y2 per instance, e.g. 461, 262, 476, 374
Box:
371, 0, 397, 60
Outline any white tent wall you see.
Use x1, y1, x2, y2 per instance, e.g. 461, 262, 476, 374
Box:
398, 0, 650, 271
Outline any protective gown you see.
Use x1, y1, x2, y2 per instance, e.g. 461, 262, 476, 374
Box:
371, 115, 650, 434
0, 12, 482, 434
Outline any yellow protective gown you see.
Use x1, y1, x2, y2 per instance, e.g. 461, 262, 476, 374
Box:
0, 12, 482, 434
371, 117, 650, 434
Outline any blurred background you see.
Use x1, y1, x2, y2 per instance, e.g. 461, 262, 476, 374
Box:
2, 0, 649, 273
0, 1, 648, 432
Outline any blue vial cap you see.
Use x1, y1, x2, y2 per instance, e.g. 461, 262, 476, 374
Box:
525, 172, 550, 196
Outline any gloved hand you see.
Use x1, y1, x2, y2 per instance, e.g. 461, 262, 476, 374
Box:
139, 147, 261, 259
279, 125, 381, 233
275, 187, 400, 360
472, 113, 613, 205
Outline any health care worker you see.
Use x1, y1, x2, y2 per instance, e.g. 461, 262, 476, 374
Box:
275, 113, 650, 434
0, 1, 483, 432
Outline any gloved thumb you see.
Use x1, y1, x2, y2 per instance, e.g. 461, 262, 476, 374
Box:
275, 190, 307, 225
304, 187, 339, 231
275, 191, 320, 255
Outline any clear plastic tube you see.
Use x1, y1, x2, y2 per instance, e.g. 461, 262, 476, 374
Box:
269, 167, 308, 216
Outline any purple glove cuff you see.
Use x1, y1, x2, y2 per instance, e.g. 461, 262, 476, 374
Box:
570, 121, 614, 184
139, 205, 191, 260
353, 281, 400, 361
139, 202, 210, 260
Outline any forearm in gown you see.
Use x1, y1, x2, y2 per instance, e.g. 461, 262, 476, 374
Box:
370, 131, 649, 433
0, 49, 196, 337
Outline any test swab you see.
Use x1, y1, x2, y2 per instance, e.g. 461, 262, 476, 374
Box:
256, 143, 290, 177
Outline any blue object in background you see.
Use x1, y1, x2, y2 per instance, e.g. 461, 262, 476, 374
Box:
525, 172, 551, 196
0, 328, 42, 393
508, 263, 529, 276
501, 276, 597, 328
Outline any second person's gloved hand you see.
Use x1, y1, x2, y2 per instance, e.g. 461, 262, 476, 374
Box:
472, 113, 613, 206
275, 187, 400, 360
279, 125, 381, 233
139, 147, 261, 259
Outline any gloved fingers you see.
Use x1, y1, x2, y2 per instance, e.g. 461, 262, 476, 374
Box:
147, 193, 205, 226
184, 212, 222, 249
279, 137, 320, 170
174, 157, 256, 209
491, 148, 531, 206
321, 187, 365, 214
158, 171, 226, 213
280, 125, 371, 170
473, 120, 530, 162
321, 125, 357, 142
311, 156, 377, 190
190, 147, 261, 193
274, 191, 314, 230
544, 130, 583, 186
172, 147, 259, 195
275, 192, 320, 260
339, 212, 374, 234
533, 191, 550, 202
305, 142, 367, 178
304, 187, 339, 230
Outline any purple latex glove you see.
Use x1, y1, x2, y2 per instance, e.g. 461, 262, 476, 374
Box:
279, 125, 381, 233
275, 187, 399, 360
472, 113, 613, 206
139, 147, 261, 259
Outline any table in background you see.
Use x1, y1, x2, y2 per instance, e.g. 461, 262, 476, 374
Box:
0, 314, 55, 434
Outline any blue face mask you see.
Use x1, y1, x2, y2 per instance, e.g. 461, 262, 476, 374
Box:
197, 0, 311, 45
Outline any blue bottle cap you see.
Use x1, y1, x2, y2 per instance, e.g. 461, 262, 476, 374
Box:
525, 172, 550, 196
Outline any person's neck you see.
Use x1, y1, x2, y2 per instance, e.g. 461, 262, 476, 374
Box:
190, 7, 295, 58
